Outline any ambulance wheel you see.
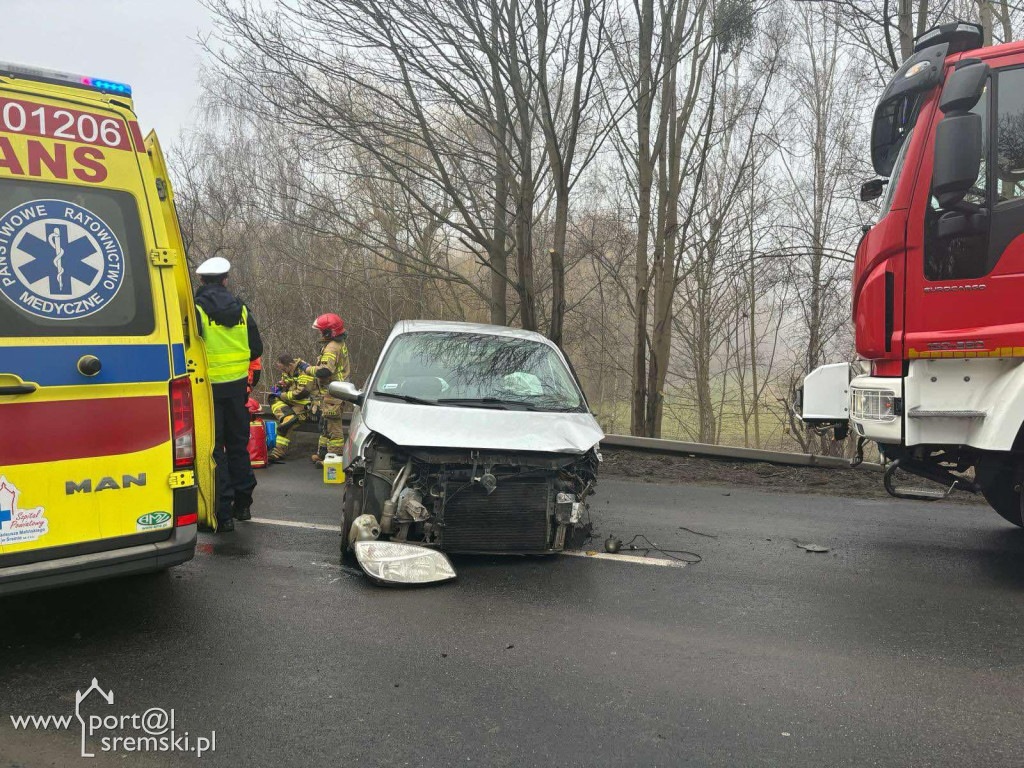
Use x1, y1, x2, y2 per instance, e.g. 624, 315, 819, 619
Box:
976, 455, 1024, 528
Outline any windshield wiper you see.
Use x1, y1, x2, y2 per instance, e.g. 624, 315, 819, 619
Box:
436, 397, 539, 411
371, 391, 438, 406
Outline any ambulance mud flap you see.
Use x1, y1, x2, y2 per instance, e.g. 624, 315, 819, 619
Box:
173, 486, 199, 527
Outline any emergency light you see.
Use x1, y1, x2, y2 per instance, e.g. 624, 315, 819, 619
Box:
913, 22, 983, 55
0, 61, 132, 97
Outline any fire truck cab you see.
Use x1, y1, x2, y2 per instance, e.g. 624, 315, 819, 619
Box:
802, 22, 1024, 525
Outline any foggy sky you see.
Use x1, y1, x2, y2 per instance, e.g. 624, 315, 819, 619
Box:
6, 0, 212, 145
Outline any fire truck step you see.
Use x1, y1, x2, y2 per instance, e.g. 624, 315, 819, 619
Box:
882, 458, 978, 502
885, 485, 951, 501
907, 408, 986, 419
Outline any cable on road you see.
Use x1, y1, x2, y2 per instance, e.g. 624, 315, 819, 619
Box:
622, 534, 702, 564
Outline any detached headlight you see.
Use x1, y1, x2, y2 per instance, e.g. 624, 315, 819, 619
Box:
354, 541, 456, 586
851, 388, 897, 422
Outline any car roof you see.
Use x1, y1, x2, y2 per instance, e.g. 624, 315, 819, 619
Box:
388, 320, 556, 347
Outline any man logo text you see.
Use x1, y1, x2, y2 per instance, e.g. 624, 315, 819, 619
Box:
66, 473, 146, 495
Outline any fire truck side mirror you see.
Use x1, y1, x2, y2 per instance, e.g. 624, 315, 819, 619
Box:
931, 61, 990, 210
939, 60, 989, 115
932, 113, 982, 209
860, 179, 887, 202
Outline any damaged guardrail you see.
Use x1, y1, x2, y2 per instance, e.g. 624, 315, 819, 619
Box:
600, 434, 881, 470
262, 407, 878, 471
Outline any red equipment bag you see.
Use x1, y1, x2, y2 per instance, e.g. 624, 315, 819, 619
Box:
248, 417, 268, 469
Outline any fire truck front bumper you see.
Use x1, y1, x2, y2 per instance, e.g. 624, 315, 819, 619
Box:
800, 364, 903, 444
847, 375, 903, 444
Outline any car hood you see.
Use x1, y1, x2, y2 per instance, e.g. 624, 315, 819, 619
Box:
361, 399, 604, 453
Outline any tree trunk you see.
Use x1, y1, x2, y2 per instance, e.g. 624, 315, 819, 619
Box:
489, 0, 510, 326
998, 0, 1012, 42
631, 0, 655, 436
978, 0, 994, 47
548, 197, 568, 344
897, 0, 914, 63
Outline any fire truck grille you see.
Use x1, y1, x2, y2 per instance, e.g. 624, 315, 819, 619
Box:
441, 478, 551, 552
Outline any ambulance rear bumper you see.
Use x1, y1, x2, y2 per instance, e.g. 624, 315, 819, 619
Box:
0, 523, 197, 597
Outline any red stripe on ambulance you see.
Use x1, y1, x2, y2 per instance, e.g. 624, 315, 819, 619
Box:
0, 97, 130, 151
0, 396, 169, 466
128, 121, 146, 153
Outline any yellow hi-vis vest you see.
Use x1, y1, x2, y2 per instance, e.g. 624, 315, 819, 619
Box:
197, 305, 251, 384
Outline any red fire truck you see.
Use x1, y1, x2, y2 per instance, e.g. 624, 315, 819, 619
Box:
801, 22, 1024, 525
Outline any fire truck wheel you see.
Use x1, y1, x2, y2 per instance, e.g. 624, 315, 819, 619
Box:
976, 455, 1024, 528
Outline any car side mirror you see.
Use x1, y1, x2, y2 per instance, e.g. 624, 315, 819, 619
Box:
329, 381, 364, 405
860, 179, 887, 202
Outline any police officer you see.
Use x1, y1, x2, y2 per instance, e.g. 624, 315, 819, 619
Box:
194, 257, 263, 532
269, 353, 314, 462
309, 314, 350, 464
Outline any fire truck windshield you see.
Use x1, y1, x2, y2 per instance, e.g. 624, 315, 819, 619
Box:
872, 92, 925, 178
877, 126, 914, 216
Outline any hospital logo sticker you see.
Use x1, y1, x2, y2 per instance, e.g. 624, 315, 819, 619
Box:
137, 512, 171, 531
0, 476, 48, 546
0, 199, 125, 320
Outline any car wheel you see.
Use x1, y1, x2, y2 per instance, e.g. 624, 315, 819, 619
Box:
341, 475, 363, 554
976, 454, 1024, 527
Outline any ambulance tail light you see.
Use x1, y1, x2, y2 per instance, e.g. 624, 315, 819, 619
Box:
170, 376, 195, 469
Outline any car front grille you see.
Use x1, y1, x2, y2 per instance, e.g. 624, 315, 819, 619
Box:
441, 477, 551, 552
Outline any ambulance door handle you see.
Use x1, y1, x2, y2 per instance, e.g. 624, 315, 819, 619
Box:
0, 383, 36, 395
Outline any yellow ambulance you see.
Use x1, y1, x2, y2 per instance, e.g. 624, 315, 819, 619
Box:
0, 63, 215, 595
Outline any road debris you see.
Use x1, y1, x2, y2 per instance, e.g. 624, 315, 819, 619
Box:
796, 543, 830, 553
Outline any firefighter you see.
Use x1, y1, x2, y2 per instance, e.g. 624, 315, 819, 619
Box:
309, 313, 350, 464
194, 256, 263, 533
269, 353, 314, 461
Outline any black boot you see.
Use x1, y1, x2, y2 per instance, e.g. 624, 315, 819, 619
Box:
234, 505, 252, 521
218, 518, 235, 533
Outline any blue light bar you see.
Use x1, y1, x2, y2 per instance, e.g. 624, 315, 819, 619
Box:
0, 61, 132, 97
80, 76, 132, 96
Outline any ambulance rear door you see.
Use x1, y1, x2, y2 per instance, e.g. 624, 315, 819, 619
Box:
0, 85, 180, 558
142, 130, 216, 529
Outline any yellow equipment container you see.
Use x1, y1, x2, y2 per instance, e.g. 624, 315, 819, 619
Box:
323, 453, 345, 484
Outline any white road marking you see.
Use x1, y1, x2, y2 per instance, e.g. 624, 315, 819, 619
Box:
248, 518, 686, 568
561, 550, 687, 568
248, 517, 342, 533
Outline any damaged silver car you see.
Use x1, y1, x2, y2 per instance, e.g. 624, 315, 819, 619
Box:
330, 321, 604, 568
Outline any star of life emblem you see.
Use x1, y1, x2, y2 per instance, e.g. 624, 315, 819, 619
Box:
0, 199, 125, 320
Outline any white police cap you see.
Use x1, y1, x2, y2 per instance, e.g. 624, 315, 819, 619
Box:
196, 256, 232, 276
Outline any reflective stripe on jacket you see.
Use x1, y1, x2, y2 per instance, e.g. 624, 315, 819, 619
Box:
197, 304, 251, 384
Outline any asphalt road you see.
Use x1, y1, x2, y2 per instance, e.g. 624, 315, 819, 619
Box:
3, 461, 1024, 767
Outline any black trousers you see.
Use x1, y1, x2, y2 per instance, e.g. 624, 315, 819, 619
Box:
212, 383, 257, 522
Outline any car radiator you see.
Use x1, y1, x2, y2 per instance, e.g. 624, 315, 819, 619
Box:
441, 477, 551, 552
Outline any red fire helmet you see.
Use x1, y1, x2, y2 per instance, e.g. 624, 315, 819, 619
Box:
312, 313, 345, 338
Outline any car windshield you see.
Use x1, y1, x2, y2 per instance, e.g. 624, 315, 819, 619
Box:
371, 331, 584, 411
